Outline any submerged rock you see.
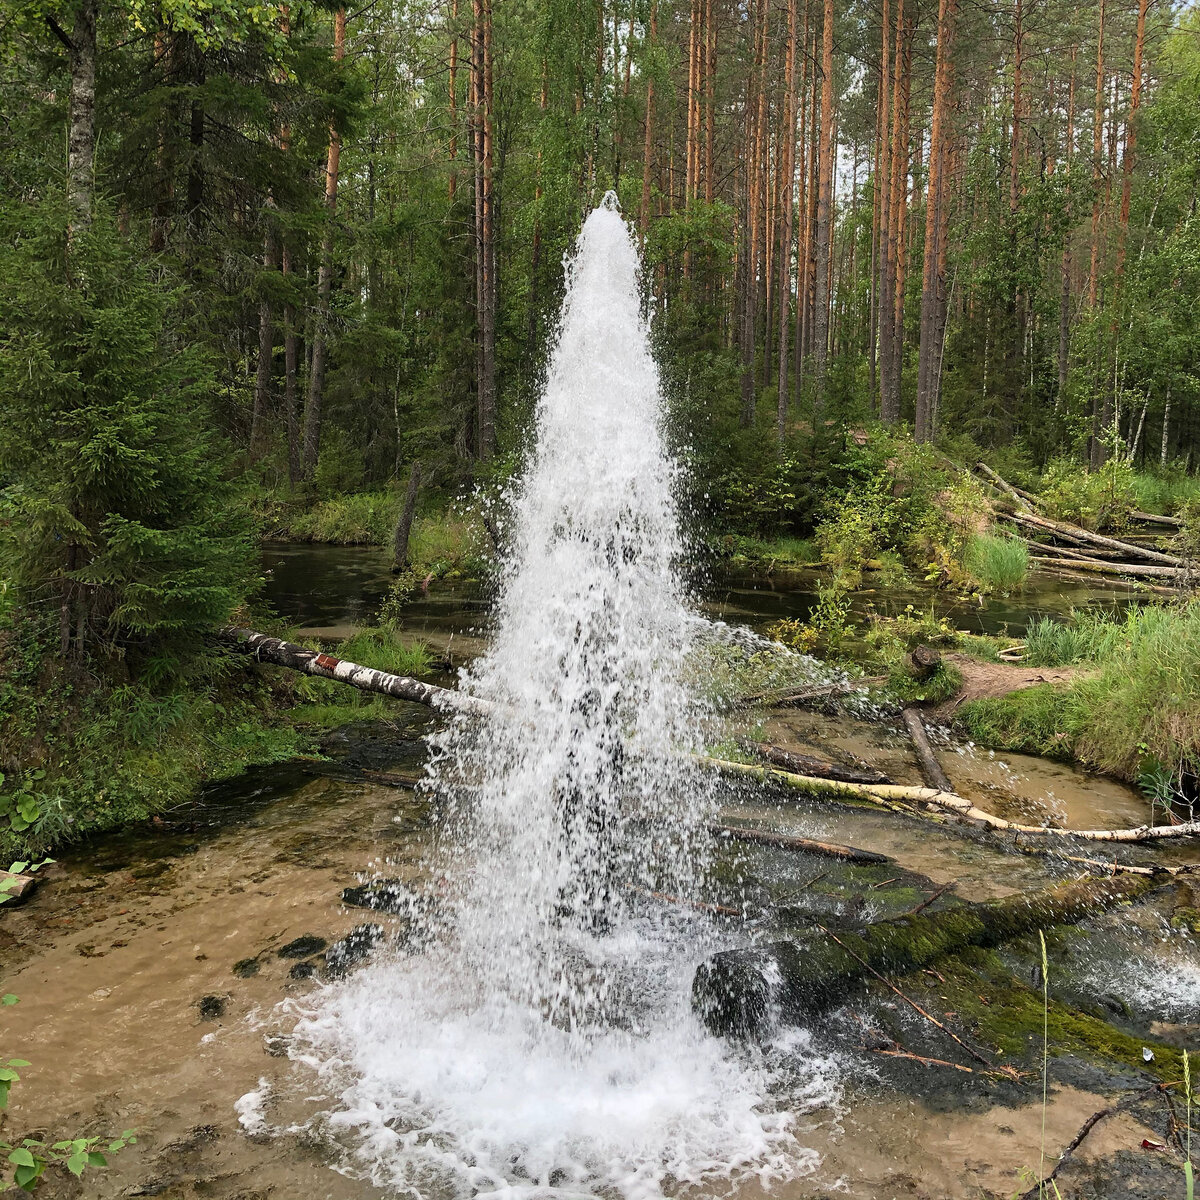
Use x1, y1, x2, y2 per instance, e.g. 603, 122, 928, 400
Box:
232, 957, 260, 978
196, 994, 226, 1021
277, 935, 327, 959
326, 923, 384, 977
341, 879, 417, 915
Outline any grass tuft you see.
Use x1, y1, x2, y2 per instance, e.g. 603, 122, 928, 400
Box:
962, 531, 1029, 593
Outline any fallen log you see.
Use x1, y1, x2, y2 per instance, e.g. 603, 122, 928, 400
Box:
1130, 510, 1183, 528
976, 462, 1034, 511
0, 869, 38, 904
700, 756, 1200, 842
708, 822, 891, 864
692, 873, 1157, 1035
1030, 555, 1189, 581
1007, 509, 1189, 568
1025, 539, 1126, 561
745, 740, 891, 785
901, 708, 954, 795
220, 627, 485, 713
1031, 562, 1177, 597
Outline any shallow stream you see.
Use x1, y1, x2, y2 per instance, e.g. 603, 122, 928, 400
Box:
4, 547, 1198, 1199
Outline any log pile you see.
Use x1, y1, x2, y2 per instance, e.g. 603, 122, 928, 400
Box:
974, 464, 1194, 590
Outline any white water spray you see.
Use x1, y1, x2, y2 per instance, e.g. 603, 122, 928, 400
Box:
285, 197, 838, 1198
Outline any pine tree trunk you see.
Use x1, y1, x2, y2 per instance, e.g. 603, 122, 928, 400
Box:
775, 0, 799, 445
1115, 0, 1148, 276
478, 0, 497, 460
302, 8, 346, 481
1087, 0, 1106, 309
878, 0, 904, 424
1058, 44, 1076, 405
639, 3, 657, 236
449, 0, 459, 200
810, 0, 835, 410
915, 0, 956, 442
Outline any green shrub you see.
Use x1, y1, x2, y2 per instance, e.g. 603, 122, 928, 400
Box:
1039, 459, 1135, 531
962, 531, 1028, 593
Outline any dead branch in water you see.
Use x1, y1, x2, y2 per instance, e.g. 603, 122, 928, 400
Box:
708, 822, 891, 863
900, 708, 955, 795
745, 739, 892, 784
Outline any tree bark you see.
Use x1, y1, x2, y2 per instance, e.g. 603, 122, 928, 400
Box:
251, 228, 276, 453
1115, 0, 1149, 276
392, 462, 422, 570
221, 628, 481, 712
710, 823, 891, 863
775, 0, 799, 445
302, 8, 346, 481
901, 707, 954, 794
810, 0, 835, 409
915, 0, 957, 441
65, 0, 97, 242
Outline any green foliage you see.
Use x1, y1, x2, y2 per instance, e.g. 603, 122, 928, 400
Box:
0, 201, 257, 660
712, 535, 820, 570
287, 490, 399, 544
962, 532, 1029, 594
1039, 459, 1135, 531
960, 601, 1200, 791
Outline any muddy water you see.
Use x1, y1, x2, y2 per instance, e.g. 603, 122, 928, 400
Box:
1, 546, 1192, 1199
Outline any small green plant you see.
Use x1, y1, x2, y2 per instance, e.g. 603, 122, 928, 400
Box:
0, 997, 135, 1191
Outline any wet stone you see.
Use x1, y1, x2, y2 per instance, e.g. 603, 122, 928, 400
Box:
196, 995, 226, 1021
264, 1035, 292, 1057
277, 935, 327, 959
341, 880, 417, 915
326, 923, 385, 977
232, 957, 260, 979
289, 960, 318, 980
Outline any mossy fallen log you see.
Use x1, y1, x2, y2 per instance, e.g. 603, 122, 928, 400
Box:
692, 873, 1157, 1036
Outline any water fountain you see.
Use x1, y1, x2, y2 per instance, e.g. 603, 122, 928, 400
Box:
283, 195, 839, 1198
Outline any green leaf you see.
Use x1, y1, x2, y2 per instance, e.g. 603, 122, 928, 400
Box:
86, 1151, 107, 1167
0, 995, 17, 1006
13, 1162, 38, 1188
66, 1152, 88, 1176
7, 1149, 34, 1167
5, 1062, 29, 1069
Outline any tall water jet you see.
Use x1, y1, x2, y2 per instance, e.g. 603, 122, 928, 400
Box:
285, 197, 837, 1198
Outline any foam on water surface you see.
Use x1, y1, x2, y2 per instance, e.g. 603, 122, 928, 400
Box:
276, 197, 839, 1197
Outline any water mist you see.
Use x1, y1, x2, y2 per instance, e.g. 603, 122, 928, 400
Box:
284, 196, 838, 1198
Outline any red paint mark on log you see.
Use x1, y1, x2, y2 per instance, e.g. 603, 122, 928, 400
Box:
315, 654, 341, 670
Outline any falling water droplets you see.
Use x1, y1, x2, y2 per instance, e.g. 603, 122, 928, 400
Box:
281, 201, 839, 1199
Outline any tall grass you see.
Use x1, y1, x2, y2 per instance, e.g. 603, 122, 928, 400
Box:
287, 490, 397, 544
963, 601, 1200, 791
1131, 471, 1200, 518
963, 531, 1029, 593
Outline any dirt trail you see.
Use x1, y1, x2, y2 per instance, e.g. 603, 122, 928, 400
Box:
932, 651, 1087, 718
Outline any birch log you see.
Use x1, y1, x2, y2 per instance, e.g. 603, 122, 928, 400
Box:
220, 628, 485, 713
701, 757, 1200, 842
